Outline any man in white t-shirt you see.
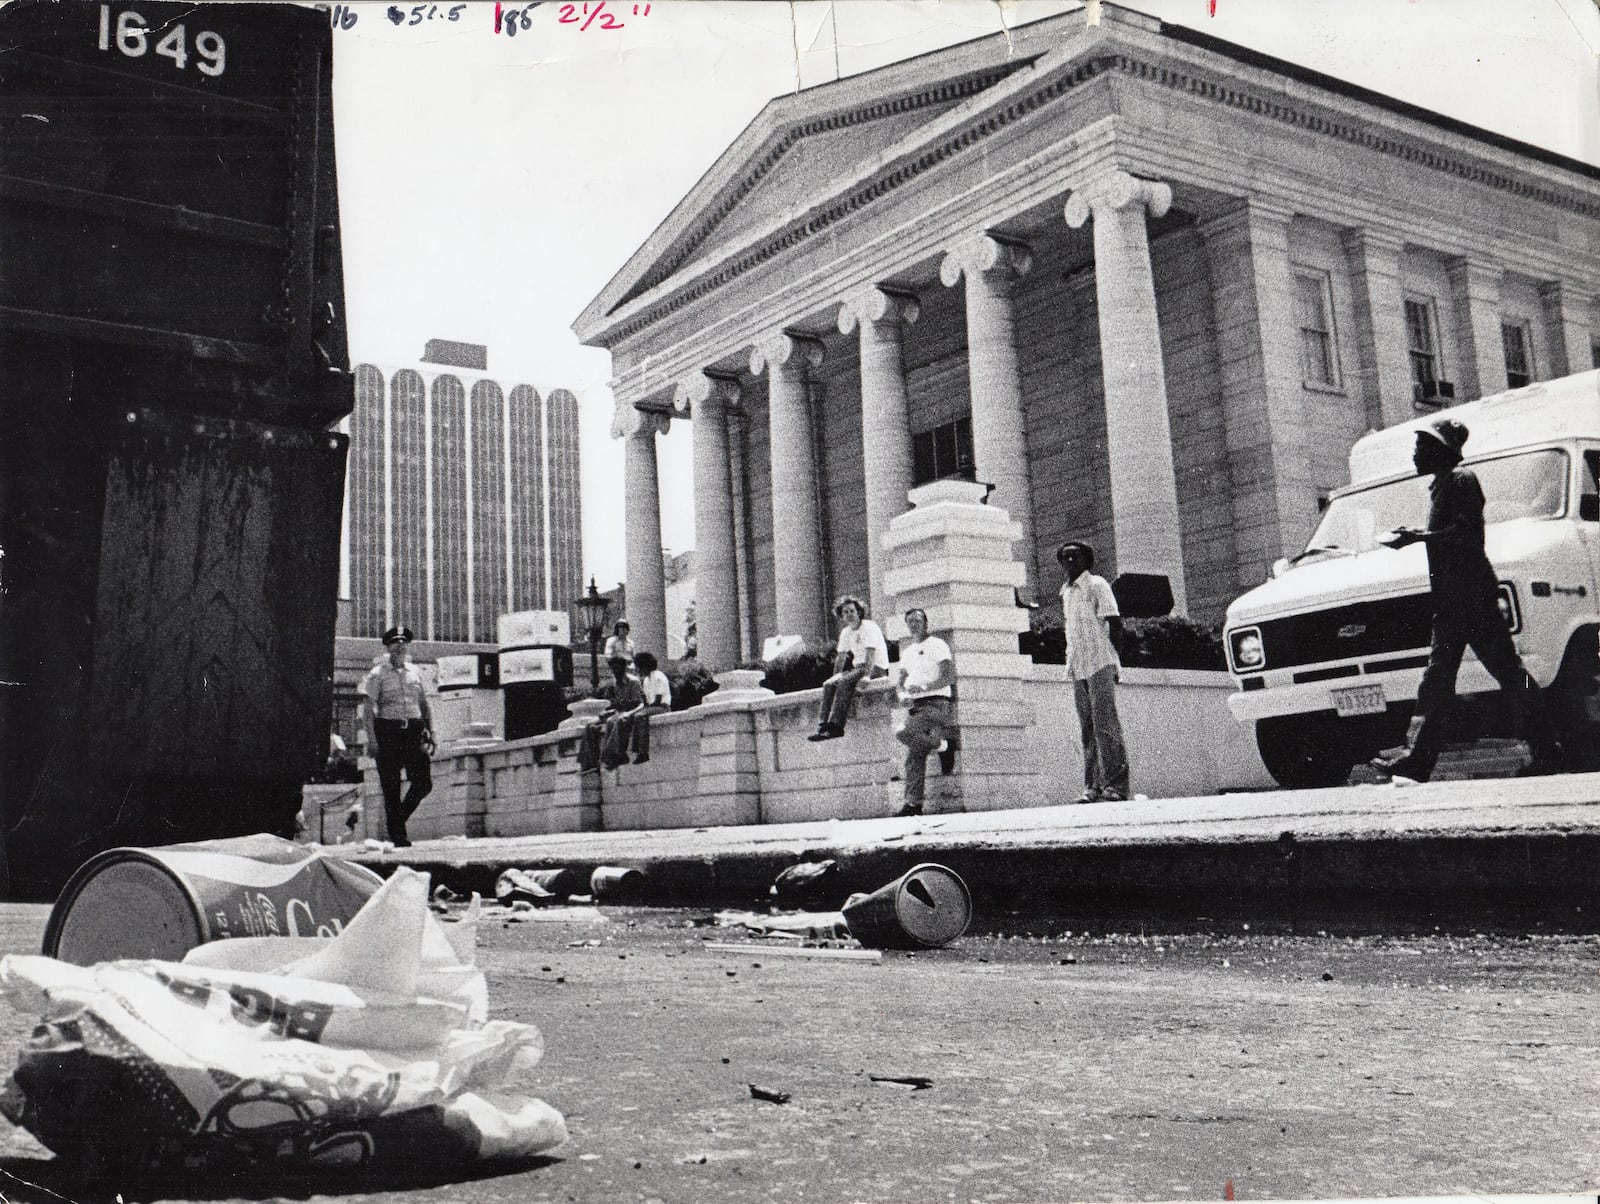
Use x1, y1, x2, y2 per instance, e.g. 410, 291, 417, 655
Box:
1058, 540, 1129, 803
626, 650, 672, 765
809, 595, 888, 741
893, 607, 955, 817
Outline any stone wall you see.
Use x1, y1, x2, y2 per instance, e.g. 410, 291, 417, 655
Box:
349, 666, 1271, 843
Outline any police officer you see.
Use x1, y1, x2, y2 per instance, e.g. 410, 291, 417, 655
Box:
362, 626, 434, 846
1373, 419, 1564, 783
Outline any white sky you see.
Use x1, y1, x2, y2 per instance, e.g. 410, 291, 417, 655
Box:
329, 0, 1600, 593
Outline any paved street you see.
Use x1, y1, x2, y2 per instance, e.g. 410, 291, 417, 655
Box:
0, 902, 1594, 1202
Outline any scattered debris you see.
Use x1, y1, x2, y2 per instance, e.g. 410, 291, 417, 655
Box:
715, 909, 849, 940
768, 859, 841, 910
869, 1075, 934, 1091
748, 1084, 791, 1105
704, 943, 881, 963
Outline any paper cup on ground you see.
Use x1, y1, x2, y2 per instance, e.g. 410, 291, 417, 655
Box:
43, 833, 384, 965
589, 866, 645, 900
842, 863, 971, 949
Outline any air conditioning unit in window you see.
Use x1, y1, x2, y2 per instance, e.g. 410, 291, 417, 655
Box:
1413, 379, 1455, 408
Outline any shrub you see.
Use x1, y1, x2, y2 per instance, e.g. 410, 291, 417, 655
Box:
1121, 615, 1225, 670
1019, 615, 1224, 670
756, 641, 837, 695
666, 659, 719, 710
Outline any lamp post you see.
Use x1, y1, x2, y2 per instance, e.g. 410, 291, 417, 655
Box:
576, 577, 612, 690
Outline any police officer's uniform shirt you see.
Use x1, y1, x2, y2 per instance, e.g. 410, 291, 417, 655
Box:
364, 662, 427, 720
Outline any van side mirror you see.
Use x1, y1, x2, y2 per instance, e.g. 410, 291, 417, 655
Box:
1581, 495, 1599, 522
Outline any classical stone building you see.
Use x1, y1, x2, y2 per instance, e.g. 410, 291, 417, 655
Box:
346, 342, 583, 643
575, 5, 1600, 666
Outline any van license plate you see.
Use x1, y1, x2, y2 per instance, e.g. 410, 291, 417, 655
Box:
1332, 683, 1386, 717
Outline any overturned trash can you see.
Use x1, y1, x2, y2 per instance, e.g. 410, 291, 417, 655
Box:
589, 866, 646, 901
42, 833, 383, 965
842, 863, 971, 950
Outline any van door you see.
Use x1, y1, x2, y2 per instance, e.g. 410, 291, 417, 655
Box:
1578, 448, 1600, 596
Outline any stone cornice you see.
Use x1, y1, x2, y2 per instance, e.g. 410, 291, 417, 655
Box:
581, 39, 1600, 353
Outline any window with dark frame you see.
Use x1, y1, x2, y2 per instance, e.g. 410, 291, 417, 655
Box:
912, 415, 976, 486
1293, 269, 1339, 387
1404, 297, 1439, 387
1501, 320, 1533, 389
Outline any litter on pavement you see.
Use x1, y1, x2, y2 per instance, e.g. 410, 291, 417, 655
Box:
0, 865, 567, 1184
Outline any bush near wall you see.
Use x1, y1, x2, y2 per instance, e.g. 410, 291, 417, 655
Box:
1020, 615, 1224, 671
737, 641, 838, 695
666, 659, 719, 710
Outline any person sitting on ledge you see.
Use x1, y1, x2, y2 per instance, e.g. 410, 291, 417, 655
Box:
627, 650, 672, 765
604, 620, 635, 666
809, 595, 889, 741
598, 655, 644, 770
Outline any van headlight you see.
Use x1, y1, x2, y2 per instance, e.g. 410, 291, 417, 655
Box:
1497, 583, 1521, 634
1229, 627, 1265, 672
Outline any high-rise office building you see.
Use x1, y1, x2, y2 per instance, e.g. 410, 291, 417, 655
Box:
345, 342, 583, 642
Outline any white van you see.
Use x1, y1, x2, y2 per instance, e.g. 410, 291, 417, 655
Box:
1223, 370, 1600, 788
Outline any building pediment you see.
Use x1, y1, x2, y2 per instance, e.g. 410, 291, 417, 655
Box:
573, 14, 1072, 345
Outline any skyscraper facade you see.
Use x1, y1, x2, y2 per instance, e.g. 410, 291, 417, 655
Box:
345, 343, 583, 642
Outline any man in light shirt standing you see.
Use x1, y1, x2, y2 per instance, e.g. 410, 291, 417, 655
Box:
893, 607, 955, 817
1058, 541, 1129, 803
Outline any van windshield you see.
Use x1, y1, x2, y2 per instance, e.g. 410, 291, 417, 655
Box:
1301, 448, 1568, 559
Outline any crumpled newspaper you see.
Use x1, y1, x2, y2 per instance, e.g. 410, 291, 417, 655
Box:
0, 868, 566, 1182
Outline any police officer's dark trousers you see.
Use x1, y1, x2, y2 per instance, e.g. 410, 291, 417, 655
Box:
373, 717, 433, 843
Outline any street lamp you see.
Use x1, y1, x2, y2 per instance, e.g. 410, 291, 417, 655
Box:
575, 577, 612, 690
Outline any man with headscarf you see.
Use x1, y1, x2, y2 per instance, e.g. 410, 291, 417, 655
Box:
1372, 417, 1565, 783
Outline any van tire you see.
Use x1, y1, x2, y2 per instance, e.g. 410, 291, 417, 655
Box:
1549, 625, 1600, 772
1255, 716, 1357, 789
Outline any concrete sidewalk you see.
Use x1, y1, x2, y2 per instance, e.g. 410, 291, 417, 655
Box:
341, 773, 1600, 933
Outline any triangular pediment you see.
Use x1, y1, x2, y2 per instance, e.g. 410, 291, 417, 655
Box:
574, 16, 1065, 341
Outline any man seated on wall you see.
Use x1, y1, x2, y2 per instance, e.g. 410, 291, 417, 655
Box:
808, 595, 889, 742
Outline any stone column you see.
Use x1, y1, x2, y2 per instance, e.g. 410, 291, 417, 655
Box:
1447, 258, 1506, 401
750, 333, 826, 642
1342, 228, 1415, 429
1539, 280, 1595, 378
679, 373, 742, 670
1198, 198, 1318, 591
940, 234, 1037, 581
612, 401, 671, 659
1065, 169, 1187, 613
838, 287, 920, 616
726, 408, 756, 659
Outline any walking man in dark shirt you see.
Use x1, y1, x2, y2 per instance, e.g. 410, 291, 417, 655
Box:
1372, 418, 1564, 783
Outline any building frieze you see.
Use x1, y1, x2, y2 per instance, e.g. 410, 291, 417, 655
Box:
585, 34, 1600, 353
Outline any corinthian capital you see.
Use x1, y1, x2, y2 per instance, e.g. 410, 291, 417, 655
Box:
939, 234, 1033, 289
749, 332, 825, 378
837, 287, 921, 336
610, 400, 673, 441
1064, 169, 1173, 229
674, 372, 741, 418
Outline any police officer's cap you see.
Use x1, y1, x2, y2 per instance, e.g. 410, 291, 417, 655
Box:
382, 626, 415, 646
